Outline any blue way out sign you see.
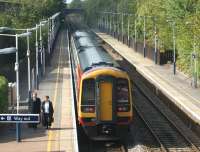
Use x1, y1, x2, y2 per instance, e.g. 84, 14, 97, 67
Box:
0, 114, 40, 123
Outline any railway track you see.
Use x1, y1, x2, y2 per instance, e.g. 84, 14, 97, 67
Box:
81, 133, 127, 152
79, 135, 126, 152
133, 71, 200, 152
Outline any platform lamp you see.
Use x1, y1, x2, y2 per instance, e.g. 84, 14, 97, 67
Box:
0, 26, 36, 104
185, 21, 198, 88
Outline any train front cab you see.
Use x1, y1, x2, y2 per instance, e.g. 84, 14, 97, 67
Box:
78, 68, 133, 140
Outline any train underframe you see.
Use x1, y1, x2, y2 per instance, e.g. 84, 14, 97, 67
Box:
83, 123, 130, 141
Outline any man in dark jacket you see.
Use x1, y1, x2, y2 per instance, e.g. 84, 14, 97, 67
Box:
30, 91, 41, 129
41, 96, 54, 129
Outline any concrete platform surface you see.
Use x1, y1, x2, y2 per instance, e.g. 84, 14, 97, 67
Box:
96, 32, 200, 126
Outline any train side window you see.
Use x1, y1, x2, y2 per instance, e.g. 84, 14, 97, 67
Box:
82, 79, 95, 105
116, 79, 129, 103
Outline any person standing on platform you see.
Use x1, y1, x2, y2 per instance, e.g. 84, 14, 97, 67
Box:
30, 91, 41, 129
41, 96, 54, 129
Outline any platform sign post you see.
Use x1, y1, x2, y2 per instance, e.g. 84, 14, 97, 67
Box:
0, 114, 39, 143
15, 34, 21, 142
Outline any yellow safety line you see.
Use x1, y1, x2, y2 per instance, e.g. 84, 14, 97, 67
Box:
121, 146, 126, 152
47, 33, 62, 152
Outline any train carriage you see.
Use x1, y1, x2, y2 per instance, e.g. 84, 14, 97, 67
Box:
70, 30, 133, 140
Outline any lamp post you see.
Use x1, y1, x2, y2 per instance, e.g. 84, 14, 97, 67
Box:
22, 25, 42, 91
185, 22, 199, 88
113, 13, 116, 36
104, 15, 106, 31
48, 18, 51, 54
111, 13, 114, 35
100, 15, 103, 30
39, 22, 43, 77
192, 35, 198, 88
34, 20, 48, 89
137, 16, 157, 59
109, 12, 112, 34
135, 16, 146, 56
143, 16, 146, 57
153, 17, 157, 64
25, 29, 31, 102
0, 27, 33, 98
49, 12, 60, 55
49, 18, 53, 53
121, 13, 124, 41
107, 12, 120, 39
134, 16, 137, 50
35, 24, 39, 90
0, 31, 31, 142
127, 14, 130, 46
107, 13, 109, 32
167, 20, 176, 75
172, 22, 176, 75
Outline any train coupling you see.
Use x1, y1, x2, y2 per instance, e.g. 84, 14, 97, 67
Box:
102, 125, 113, 135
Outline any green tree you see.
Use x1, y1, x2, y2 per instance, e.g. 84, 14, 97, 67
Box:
0, 76, 8, 113
82, 0, 200, 77
70, 0, 83, 9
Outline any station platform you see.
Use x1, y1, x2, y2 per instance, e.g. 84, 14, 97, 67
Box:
0, 29, 78, 152
95, 32, 200, 127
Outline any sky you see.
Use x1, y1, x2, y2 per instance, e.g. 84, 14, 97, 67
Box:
64, 0, 73, 3
64, 0, 84, 4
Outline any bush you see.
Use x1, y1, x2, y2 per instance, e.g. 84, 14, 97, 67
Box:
0, 76, 8, 113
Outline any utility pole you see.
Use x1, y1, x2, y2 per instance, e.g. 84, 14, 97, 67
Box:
109, 13, 112, 34
154, 17, 157, 64
26, 29, 31, 104
35, 24, 39, 90
121, 13, 124, 41
192, 35, 198, 88
134, 17, 137, 50
143, 16, 146, 57
172, 22, 176, 75
15, 34, 21, 142
167, 20, 176, 75
127, 14, 130, 46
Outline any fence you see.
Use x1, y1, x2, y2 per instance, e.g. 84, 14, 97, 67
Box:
99, 26, 174, 65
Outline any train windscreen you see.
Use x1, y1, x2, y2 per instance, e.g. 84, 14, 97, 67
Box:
116, 78, 130, 112
116, 79, 129, 103
82, 79, 95, 105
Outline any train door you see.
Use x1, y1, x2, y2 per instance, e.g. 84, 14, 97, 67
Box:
99, 82, 113, 121
96, 76, 116, 123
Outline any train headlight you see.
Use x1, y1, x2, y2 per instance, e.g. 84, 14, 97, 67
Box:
117, 105, 130, 112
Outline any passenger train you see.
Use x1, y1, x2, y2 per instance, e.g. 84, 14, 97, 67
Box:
70, 30, 133, 140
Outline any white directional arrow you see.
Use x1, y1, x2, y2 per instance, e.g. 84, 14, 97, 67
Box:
0, 116, 5, 120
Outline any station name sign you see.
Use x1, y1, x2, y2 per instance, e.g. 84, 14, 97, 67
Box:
0, 114, 40, 123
